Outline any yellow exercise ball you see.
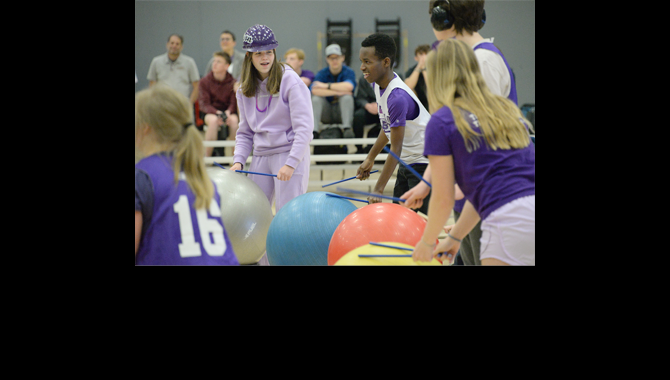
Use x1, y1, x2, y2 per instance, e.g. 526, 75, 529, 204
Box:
334, 242, 443, 266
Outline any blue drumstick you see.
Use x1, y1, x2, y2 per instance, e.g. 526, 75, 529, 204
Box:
368, 242, 414, 251
358, 254, 413, 258
382, 145, 432, 188
321, 170, 379, 188
364, 242, 451, 260
335, 187, 405, 203
213, 162, 227, 169
358, 253, 450, 259
325, 193, 369, 203
235, 170, 277, 177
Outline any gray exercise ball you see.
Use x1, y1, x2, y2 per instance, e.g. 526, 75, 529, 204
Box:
206, 166, 273, 264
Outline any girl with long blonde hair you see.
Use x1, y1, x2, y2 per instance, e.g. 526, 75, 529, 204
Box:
135, 84, 239, 265
403, 0, 522, 266
411, 39, 535, 265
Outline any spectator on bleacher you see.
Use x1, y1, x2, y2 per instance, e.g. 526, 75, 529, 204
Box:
198, 51, 240, 157
353, 75, 381, 154
404, 44, 431, 110
283, 48, 315, 87
310, 43, 356, 139
205, 30, 245, 85
147, 34, 200, 104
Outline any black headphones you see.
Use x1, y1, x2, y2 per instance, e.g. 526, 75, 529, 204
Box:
430, 1, 486, 31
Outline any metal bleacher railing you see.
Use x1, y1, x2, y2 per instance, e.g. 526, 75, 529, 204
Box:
203, 136, 388, 193
203, 133, 534, 194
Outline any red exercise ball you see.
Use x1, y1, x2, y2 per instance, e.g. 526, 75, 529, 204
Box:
327, 203, 429, 265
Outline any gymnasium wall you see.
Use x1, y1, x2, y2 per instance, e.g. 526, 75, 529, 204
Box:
135, 0, 535, 106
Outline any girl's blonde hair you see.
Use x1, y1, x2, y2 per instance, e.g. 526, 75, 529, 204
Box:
240, 49, 285, 98
425, 39, 533, 152
135, 84, 214, 210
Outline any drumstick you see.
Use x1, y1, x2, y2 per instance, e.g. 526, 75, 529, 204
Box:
360, 242, 451, 261
325, 193, 369, 203
382, 146, 432, 188
235, 170, 277, 177
368, 242, 413, 251
358, 254, 413, 258
335, 187, 405, 203
321, 170, 379, 188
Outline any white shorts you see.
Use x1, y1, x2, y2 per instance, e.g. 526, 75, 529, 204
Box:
479, 195, 535, 265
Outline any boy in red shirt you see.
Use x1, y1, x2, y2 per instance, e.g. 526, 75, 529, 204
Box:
198, 51, 240, 157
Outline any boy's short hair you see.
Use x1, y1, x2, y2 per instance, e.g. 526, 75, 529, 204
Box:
415, 44, 431, 56
361, 33, 397, 68
284, 48, 305, 61
213, 51, 232, 65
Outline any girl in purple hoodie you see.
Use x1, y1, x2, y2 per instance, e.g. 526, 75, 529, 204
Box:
230, 25, 314, 213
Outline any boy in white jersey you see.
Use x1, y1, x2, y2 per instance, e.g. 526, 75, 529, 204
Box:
355, 33, 432, 215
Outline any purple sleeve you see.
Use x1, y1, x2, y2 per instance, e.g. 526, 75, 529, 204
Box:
135, 167, 154, 231
232, 90, 254, 167
423, 108, 455, 156
387, 89, 419, 128
135, 168, 151, 211
302, 70, 315, 82
285, 79, 315, 169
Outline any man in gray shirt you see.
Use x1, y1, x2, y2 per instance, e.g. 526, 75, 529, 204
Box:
205, 30, 245, 87
147, 34, 200, 104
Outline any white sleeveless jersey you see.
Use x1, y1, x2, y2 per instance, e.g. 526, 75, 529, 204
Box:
374, 73, 431, 165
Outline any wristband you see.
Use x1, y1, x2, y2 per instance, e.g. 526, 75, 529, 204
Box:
328, 83, 331, 90
447, 233, 462, 243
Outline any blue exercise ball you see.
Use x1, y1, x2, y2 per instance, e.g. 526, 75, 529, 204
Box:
266, 191, 358, 265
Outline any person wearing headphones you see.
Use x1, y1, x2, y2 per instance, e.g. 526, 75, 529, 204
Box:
401, 0, 521, 265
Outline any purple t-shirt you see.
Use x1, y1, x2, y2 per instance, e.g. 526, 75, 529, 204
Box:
135, 153, 239, 265
300, 69, 315, 83
376, 75, 419, 132
431, 39, 520, 213
423, 106, 534, 221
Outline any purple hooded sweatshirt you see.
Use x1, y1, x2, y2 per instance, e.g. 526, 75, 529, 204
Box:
233, 64, 314, 169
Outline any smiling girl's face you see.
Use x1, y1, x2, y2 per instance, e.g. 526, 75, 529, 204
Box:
251, 49, 275, 79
